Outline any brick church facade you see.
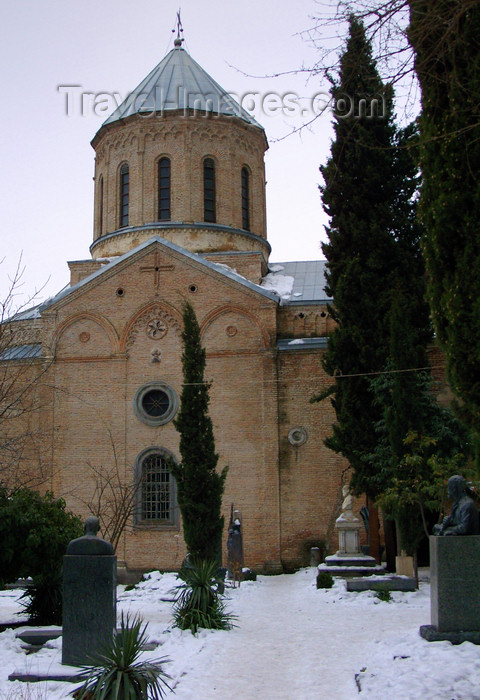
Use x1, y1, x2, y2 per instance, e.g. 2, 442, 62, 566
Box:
3, 40, 353, 574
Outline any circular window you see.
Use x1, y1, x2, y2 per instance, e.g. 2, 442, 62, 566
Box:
134, 382, 178, 426
288, 427, 308, 446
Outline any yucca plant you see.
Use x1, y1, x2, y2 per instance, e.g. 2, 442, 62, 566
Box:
73, 614, 171, 700
172, 558, 234, 634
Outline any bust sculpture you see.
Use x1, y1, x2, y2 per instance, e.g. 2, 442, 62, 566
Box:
433, 475, 480, 536
66, 515, 114, 555
337, 484, 357, 522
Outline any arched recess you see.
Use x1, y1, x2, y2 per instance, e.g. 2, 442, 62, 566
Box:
54, 312, 119, 358
121, 301, 183, 353
201, 305, 270, 353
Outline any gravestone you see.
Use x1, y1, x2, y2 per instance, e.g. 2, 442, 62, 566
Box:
420, 535, 480, 643
62, 516, 117, 666
420, 476, 480, 644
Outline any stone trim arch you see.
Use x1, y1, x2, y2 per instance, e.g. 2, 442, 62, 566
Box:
121, 302, 182, 352
200, 304, 270, 349
53, 312, 120, 355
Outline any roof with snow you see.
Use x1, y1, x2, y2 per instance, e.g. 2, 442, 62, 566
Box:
101, 45, 263, 129
264, 261, 331, 304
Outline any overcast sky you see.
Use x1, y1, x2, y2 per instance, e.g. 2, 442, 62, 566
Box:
1, 0, 339, 307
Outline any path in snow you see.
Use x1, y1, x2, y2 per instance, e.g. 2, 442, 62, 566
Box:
167, 569, 428, 699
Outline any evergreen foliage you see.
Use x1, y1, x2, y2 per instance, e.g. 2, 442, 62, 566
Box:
170, 302, 227, 561
409, 1, 480, 438
318, 15, 431, 498
0, 488, 82, 623
172, 558, 234, 633
74, 614, 171, 699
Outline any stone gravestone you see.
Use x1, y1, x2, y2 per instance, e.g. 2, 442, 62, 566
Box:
62, 516, 117, 667
420, 475, 480, 644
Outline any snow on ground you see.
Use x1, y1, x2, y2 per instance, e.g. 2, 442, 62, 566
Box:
1, 568, 480, 699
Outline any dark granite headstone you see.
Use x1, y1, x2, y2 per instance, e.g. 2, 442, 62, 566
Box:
62, 517, 116, 666
420, 535, 480, 644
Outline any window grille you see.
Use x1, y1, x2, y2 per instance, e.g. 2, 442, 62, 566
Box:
142, 453, 171, 521
203, 158, 216, 223
158, 157, 171, 220
98, 175, 104, 236
241, 167, 250, 231
119, 163, 129, 227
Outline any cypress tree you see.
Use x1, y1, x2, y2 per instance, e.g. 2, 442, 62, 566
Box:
319, 15, 430, 498
408, 1, 480, 439
170, 302, 227, 561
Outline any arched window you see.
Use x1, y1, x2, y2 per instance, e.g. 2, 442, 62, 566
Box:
135, 449, 178, 526
158, 157, 171, 221
119, 163, 129, 227
241, 167, 250, 231
98, 175, 104, 237
203, 158, 216, 223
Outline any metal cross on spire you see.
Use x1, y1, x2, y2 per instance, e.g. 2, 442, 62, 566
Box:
173, 9, 184, 47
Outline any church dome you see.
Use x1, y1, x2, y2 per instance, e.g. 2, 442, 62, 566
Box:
101, 45, 262, 129
90, 43, 270, 266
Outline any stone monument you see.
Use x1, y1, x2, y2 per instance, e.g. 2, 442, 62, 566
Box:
420, 475, 480, 644
62, 516, 117, 666
318, 484, 380, 576
227, 509, 243, 583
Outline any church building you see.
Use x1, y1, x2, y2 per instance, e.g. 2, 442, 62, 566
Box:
3, 37, 350, 574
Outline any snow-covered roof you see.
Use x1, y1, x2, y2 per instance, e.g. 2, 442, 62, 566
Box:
265, 261, 331, 304
101, 46, 263, 130
10, 304, 43, 321
277, 337, 328, 351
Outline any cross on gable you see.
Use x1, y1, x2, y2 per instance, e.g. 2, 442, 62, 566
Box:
140, 252, 174, 289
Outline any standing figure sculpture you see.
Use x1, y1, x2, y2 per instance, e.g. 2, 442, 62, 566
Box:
433, 475, 480, 536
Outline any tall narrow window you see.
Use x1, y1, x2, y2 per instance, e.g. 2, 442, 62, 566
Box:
203, 158, 216, 223
142, 453, 172, 520
135, 449, 177, 525
98, 175, 104, 237
241, 167, 250, 231
158, 157, 171, 221
119, 163, 129, 227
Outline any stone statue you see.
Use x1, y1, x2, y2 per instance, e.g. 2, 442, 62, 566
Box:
433, 475, 480, 536
337, 484, 356, 522
227, 513, 243, 581
66, 515, 114, 555
63, 515, 116, 666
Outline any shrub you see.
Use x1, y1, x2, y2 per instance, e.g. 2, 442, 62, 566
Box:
0, 488, 82, 623
375, 588, 392, 602
20, 570, 63, 625
242, 569, 257, 582
316, 571, 334, 589
172, 558, 234, 634
73, 614, 171, 700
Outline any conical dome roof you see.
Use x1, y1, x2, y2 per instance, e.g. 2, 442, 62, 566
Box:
102, 44, 262, 129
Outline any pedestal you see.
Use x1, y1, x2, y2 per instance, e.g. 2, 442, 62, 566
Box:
336, 517, 361, 556
318, 514, 380, 576
62, 554, 117, 666
420, 536, 480, 644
